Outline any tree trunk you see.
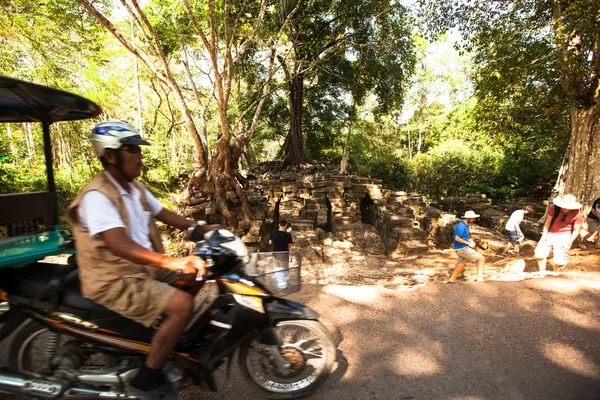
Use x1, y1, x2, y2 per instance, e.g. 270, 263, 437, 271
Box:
131, 18, 143, 135
407, 127, 412, 160
417, 124, 423, 154
560, 106, 600, 216
283, 73, 307, 165
340, 129, 350, 172
6, 123, 17, 158
24, 123, 35, 161
78, 0, 205, 170
182, 47, 209, 162
340, 116, 354, 172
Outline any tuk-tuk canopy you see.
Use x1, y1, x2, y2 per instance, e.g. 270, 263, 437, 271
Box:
0, 75, 101, 123
0, 76, 101, 229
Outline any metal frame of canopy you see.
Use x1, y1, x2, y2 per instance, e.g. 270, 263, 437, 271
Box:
0, 76, 101, 268
0, 75, 101, 225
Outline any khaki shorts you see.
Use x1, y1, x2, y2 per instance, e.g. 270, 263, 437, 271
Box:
90, 269, 180, 328
534, 233, 570, 266
455, 246, 484, 265
585, 219, 599, 236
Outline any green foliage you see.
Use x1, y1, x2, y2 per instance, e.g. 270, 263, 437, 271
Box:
411, 139, 501, 200
0, 0, 589, 214
277, 0, 416, 163
348, 118, 413, 190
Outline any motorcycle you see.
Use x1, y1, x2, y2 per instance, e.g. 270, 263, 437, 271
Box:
0, 225, 336, 399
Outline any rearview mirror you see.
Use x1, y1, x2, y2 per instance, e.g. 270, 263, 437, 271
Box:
186, 223, 205, 242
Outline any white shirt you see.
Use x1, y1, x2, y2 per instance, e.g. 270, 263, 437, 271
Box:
505, 209, 525, 231
78, 172, 163, 250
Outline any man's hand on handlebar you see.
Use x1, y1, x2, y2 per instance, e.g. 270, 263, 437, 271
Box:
203, 224, 221, 232
163, 255, 207, 276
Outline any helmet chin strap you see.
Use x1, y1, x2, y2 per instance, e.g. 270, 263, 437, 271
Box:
107, 149, 134, 182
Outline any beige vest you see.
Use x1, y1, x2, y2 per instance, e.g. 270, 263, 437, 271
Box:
66, 172, 164, 299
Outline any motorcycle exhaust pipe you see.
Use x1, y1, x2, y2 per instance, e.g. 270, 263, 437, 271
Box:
0, 367, 65, 398
0, 368, 132, 399
62, 387, 134, 399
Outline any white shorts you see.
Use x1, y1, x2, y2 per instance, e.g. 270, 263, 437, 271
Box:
534, 233, 571, 266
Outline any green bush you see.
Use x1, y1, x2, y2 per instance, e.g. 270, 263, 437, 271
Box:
411, 139, 500, 200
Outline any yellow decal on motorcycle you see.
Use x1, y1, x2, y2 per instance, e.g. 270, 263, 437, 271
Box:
58, 323, 153, 353
233, 294, 265, 313
0, 290, 7, 301
51, 312, 99, 330
220, 278, 267, 296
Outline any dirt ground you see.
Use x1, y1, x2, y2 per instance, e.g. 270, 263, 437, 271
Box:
301, 237, 600, 288
2, 247, 600, 399
183, 247, 600, 400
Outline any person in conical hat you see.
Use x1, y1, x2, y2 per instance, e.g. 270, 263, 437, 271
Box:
534, 194, 583, 274
448, 210, 485, 283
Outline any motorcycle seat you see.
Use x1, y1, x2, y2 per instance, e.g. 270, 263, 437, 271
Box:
60, 269, 119, 319
60, 268, 158, 341
2, 261, 165, 341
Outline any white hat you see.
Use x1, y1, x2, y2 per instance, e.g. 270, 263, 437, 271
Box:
461, 210, 480, 219
552, 194, 582, 210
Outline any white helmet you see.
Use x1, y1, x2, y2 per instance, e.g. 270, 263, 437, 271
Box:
91, 121, 150, 157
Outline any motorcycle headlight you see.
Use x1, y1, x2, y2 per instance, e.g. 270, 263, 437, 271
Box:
233, 294, 265, 313
220, 234, 248, 258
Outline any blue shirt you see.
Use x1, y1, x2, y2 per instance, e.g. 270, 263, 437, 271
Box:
454, 220, 469, 249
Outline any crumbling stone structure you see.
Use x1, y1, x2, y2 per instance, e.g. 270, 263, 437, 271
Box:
185, 168, 429, 256
185, 165, 545, 257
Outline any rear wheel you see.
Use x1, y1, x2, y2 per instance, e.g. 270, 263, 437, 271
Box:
239, 320, 336, 399
9, 320, 115, 374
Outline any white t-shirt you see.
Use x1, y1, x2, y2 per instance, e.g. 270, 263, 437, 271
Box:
78, 172, 163, 251
505, 209, 525, 231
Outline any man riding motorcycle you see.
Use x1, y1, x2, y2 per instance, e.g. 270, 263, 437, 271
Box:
65, 121, 214, 400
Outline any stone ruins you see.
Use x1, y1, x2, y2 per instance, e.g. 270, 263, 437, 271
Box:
185, 165, 546, 259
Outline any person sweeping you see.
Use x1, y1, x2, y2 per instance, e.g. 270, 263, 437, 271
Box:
448, 210, 486, 283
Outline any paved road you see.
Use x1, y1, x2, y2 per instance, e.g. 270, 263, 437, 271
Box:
2, 273, 600, 399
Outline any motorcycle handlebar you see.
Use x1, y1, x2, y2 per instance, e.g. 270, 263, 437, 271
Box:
174, 263, 212, 281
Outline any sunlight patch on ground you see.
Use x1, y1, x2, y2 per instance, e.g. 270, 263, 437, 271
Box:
564, 273, 600, 291
323, 285, 381, 304
534, 277, 597, 294
542, 342, 600, 379
515, 292, 543, 311
394, 348, 442, 377
551, 305, 600, 330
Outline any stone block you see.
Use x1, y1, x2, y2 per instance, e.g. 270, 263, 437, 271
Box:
292, 220, 315, 232
242, 235, 262, 244
393, 227, 428, 241
392, 240, 429, 256
390, 215, 413, 227
332, 216, 352, 231
345, 192, 368, 199
308, 181, 343, 189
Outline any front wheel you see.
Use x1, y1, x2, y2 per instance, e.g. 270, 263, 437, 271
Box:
239, 320, 336, 399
